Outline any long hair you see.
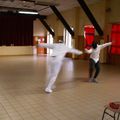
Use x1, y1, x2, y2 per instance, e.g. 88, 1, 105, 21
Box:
92, 41, 97, 49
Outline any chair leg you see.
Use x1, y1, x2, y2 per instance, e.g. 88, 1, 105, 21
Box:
114, 113, 116, 120
102, 108, 107, 120
117, 113, 120, 120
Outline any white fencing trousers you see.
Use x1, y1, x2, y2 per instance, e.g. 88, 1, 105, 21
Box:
46, 56, 64, 90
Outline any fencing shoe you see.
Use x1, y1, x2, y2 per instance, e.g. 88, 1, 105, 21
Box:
45, 88, 52, 93
93, 79, 98, 83
89, 78, 93, 82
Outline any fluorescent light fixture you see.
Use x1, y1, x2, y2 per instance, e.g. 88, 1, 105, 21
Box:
18, 11, 38, 15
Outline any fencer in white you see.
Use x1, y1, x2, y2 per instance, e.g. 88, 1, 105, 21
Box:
38, 42, 83, 93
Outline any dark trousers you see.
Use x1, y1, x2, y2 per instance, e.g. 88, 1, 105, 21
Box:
89, 58, 100, 79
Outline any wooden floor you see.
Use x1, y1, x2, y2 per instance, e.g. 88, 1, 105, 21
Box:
0, 56, 120, 120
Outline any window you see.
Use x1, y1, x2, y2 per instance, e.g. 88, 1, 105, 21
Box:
110, 24, 120, 54
47, 31, 54, 55
63, 28, 73, 48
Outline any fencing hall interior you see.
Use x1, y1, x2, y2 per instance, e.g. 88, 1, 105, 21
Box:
0, 0, 120, 120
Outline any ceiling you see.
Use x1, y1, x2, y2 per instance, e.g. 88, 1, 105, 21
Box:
0, 0, 102, 16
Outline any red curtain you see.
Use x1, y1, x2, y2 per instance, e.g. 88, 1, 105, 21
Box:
0, 14, 34, 46
84, 25, 95, 49
110, 24, 120, 54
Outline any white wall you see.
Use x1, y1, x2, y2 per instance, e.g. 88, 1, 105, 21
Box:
33, 0, 106, 36
33, 18, 46, 36
0, 46, 33, 56
33, 0, 120, 36
79, 0, 106, 35
109, 0, 120, 23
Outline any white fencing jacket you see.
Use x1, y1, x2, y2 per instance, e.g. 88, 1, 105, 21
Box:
85, 42, 112, 63
38, 43, 83, 57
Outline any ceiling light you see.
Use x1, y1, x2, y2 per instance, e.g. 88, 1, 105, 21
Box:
18, 11, 38, 15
